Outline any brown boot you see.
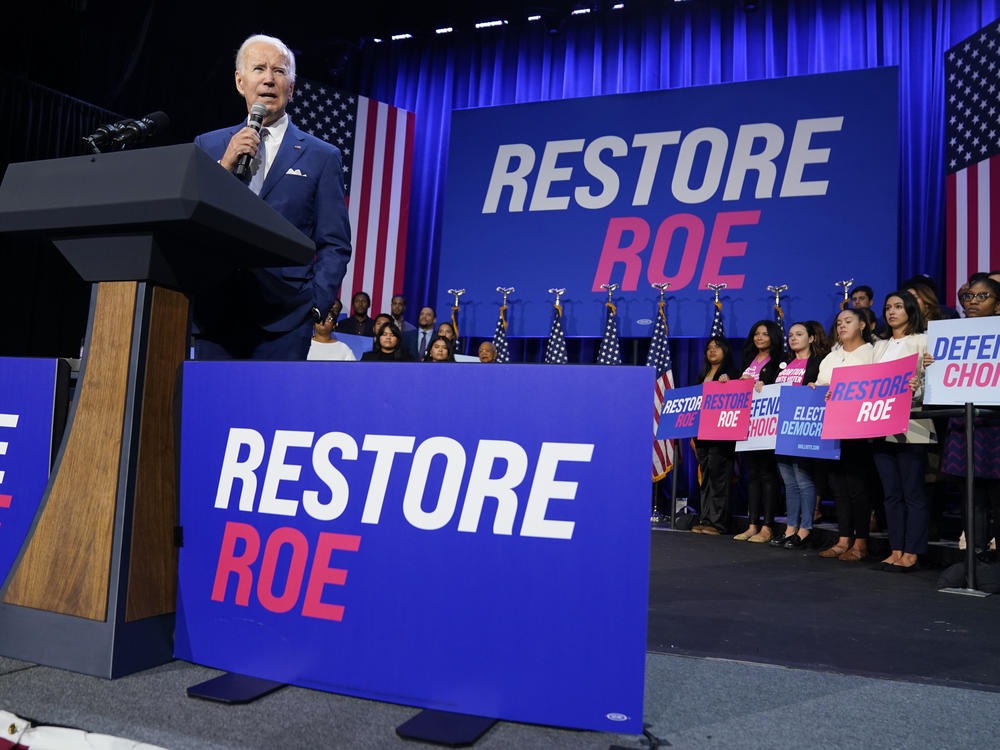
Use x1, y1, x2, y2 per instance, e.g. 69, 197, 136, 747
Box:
838, 538, 868, 561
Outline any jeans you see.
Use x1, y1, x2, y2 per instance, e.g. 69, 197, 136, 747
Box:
777, 457, 815, 530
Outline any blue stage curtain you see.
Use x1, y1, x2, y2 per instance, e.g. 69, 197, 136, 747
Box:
358, 1, 999, 506
359, 0, 1000, 319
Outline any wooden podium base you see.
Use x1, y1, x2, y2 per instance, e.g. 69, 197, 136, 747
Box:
0, 280, 186, 677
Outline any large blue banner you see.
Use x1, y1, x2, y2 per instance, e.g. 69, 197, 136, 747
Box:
0, 358, 59, 585
176, 362, 651, 732
438, 67, 898, 337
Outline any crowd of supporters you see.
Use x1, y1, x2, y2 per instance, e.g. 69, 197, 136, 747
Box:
686, 272, 1000, 571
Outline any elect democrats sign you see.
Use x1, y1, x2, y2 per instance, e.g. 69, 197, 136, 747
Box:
438, 67, 898, 337
176, 362, 650, 732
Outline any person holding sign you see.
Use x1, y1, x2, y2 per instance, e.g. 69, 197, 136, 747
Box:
813, 308, 875, 561
772, 322, 829, 548
935, 277, 1000, 553
871, 291, 932, 572
691, 337, 738, 535
732, 320, 784, 543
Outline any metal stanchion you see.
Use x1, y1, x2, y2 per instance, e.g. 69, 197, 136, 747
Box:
670, 439, 679, 528
939, 402, 991, 598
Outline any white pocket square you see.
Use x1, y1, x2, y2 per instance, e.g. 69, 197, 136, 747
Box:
286, 168, 306, 177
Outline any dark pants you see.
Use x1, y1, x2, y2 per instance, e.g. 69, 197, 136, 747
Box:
745, 450, 778, 527
873, 442, 929, 554
695, 440, 733, 532
828, 439, 873, 540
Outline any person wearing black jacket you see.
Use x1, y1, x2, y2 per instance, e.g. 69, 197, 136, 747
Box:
732, 320, 784, 543
691, 336, 738, 536
360, 321, 413, 362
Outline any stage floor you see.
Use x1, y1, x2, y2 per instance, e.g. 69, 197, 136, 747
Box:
647, 528, 1000, 692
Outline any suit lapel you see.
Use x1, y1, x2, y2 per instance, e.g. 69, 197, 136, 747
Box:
260, 122, 307, 199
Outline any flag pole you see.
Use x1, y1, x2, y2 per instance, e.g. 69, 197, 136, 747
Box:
835, 278, 854, 310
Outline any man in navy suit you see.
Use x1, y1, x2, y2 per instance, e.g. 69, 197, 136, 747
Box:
193, 34, 352, 360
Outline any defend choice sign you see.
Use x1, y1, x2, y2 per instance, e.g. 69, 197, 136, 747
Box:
438, 67, 898, 337
735, 384, 781, 452
176, 362, 650, 733
925, 317, 1000, 405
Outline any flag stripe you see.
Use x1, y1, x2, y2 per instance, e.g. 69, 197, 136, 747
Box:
345, 95, 371, 301
359, 102, 387, 310
371, 103, 396, 315
993, 154, 1000, 268
957, 168, 968, 294
946, 172, 956, 306
975, 159, 990, 271
393, 112, 415, 300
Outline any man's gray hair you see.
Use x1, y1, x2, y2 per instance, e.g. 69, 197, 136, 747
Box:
235, 34, 296, 83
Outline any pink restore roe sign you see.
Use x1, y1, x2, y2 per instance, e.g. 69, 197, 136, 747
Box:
697, 379, 754, 440
821, 354, 917, 439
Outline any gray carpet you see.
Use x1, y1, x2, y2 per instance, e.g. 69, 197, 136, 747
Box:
2, 653, 1000, 749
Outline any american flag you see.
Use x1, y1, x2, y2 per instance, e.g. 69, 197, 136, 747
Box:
287, 80, 414, 317
648, 301, 675, 481
945, 21, 1000, 306
543, 305, 568, 364
710, 299, 725, 338
774, 303, 789, 354
596, 302, 621, 365
492, 304, 510, 363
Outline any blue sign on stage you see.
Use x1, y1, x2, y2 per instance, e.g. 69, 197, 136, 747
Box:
176, 362, 651, 732
438, 67, 898, 337
656, 384, 702, 439
0, 358, 60, 585
774, 385, 841, 460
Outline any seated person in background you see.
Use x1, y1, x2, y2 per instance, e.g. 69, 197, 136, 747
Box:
307, 311, 356, 361
851, 285, 874, 309
437, 322, 456, 340
423, 335, 455, 363
372, 313, 393, 338
391, 294, 416, 333
336, 291, 375, 336
405, 306, 437, 360
360, 321, 412, 362
478, 341, 497, 363
329, 298, 343, 324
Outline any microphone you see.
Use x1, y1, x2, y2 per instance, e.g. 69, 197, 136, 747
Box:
83, 111, 169, 153
111, 111, 170, 148
233, 102, 269, 180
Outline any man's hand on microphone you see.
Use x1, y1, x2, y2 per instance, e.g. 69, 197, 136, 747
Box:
220, 127, 261, 171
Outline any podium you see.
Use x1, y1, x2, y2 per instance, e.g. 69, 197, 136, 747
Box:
0, 144, 313, 677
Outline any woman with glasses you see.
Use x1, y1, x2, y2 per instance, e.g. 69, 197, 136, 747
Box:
932, 277, 1000, 555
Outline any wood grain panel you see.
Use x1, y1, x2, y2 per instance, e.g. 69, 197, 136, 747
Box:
4, 282, 135, 620
126, 286, 187, 621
